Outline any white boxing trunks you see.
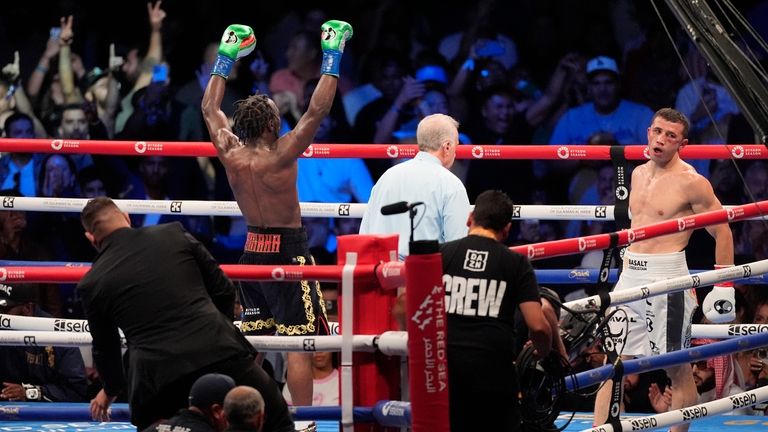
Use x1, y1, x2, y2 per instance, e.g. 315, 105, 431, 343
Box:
606, 251, 697, 357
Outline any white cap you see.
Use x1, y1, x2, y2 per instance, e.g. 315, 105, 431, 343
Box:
586, 56, 619, 76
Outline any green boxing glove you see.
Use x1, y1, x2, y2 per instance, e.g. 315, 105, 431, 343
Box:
320, 20, 353, 77
212, 24, 256, 79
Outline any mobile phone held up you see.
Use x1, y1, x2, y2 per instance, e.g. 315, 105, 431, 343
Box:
475, 40, 505, 58
152, 64, 168, 84
50, 27, 62, 41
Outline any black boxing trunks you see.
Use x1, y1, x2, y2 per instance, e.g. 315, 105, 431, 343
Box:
239, 226, 329, 336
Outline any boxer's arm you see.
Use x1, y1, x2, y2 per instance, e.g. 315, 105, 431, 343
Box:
202, 25, 256, 158
689, 175, 734, 264
281, 20, 352, 161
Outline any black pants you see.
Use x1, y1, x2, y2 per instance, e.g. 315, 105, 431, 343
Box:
132, 354, 294, 432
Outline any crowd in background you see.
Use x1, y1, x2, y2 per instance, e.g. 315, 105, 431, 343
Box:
1, 0, 768, 415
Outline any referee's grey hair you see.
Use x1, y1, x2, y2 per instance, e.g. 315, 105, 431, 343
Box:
416, 113, 459, 152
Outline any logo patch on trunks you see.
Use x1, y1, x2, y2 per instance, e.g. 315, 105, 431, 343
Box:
244, 233, 281, 253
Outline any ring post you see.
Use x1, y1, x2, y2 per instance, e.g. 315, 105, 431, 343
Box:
336, 234, 401, 431
405, 240, 449, 432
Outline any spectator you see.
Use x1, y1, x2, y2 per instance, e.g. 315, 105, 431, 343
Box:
0, 285, 88, 402
689, 339, 748, 414
0, 112, 44, 197
282, 351, 339, 406
0, 188, 62, 316
114, 1, 167, 135
549, 56, 654, 146
359, 114, 470, 259
223, 386, 265, 432
141, 373, 236, 432
269, 31, 321, 114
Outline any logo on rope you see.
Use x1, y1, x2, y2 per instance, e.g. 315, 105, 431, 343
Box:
640, 286, 650, 299
730, 393, 757, 410
2, 197, 14, 208
742, 264, 752, 277
527, 245, 536, 259
54, 319, 89, 332
595, 206, 607, 218
643, 147, 651, 159
630, 418, 658, 430
338, 204, 350, 216
731, 145, 745, 159
512, 206, 521, 218
557, 146, 570, 159
303, 146, 314, 157
626, 229, 636, 243
271, 267, 285, 281
134, 141, 147, 154
578, 238, 587, 252
599, 267, 609, 283
727, 324, 768, 336
0, 316, 10, 329
386, 146, 399, 158
726, 208, 736, 221
681, 406, 708, 421
691, 275, 701, 288
471, 146, 484, 158
23, 336, 37, 346
170, 201, 182, 213
677, 218, 691, 231
303, 338, 316, 351
51, 139, 63, 150
0, 268, 6, 281
615, 186, 628, 200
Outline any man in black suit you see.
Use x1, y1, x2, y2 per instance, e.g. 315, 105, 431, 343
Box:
77, 197, 293, 432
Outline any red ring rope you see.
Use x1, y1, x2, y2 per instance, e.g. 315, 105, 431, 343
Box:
1, 139, 766, 160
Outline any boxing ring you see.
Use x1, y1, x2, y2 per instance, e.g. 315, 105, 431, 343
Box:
1, 140, 768, 431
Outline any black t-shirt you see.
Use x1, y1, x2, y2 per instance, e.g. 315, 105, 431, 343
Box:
441, 235, 542, 431
441, 235, 541, 379
141, 409, 215, 432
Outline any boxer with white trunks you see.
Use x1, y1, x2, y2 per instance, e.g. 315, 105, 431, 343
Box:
593, 108, 734, 432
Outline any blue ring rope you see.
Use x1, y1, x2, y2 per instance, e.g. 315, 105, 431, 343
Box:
566, 331, 768, 391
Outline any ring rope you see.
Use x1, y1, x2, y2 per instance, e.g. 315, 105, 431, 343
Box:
0, 330, 409, 355
0, 196, 368, 218
567, 331, 768, 391
0, 401, 412, 427
581, 385, 768, 432
562, 259, 767, 311
1, 139, 766, 160
4, 259, 768, 286
510, 199, 768, 261
7, 195, 768, 222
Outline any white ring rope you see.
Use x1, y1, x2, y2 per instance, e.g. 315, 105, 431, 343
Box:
563, 259, 768, 312
0, 196, 368, 219
4, 196, 766, 221
581, 385, 768, 432
4, 314, 767, 344
0, 329, 408, 356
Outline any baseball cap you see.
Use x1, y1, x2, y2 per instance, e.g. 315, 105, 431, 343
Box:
188, 373, 236, 409
586, 56, 619, 77
415, 65, 449, 85
0, 285, 36, 309
80, 67, 108, 94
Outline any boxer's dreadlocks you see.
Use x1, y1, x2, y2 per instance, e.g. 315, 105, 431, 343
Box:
232, 94, 280, 145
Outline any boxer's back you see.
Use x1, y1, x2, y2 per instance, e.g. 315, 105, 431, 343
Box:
221, 144, 302, 228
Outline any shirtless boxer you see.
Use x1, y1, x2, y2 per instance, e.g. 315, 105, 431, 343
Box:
202, 21, 353, 406
593, 108, 734, 432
